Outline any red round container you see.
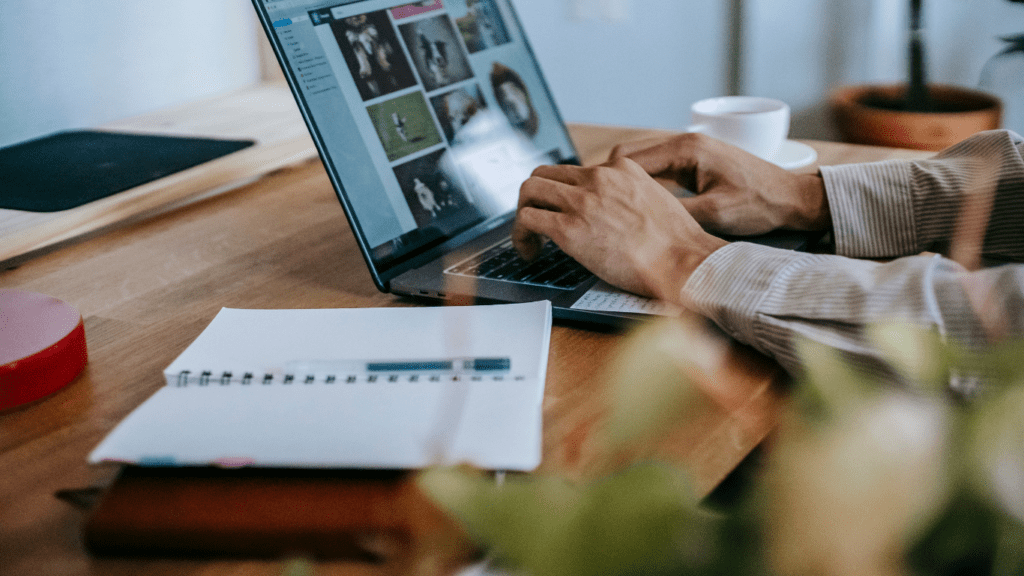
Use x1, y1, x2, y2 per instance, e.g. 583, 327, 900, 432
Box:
1, 290, 88, 411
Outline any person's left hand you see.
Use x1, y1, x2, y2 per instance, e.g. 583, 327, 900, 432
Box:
512, 157, 728, 302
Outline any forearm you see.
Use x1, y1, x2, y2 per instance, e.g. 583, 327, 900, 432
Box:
821, 130, 1024, 261
682, 242, 1023, 379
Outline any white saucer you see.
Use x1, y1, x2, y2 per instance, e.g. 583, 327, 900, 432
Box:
770, 140, 817, 170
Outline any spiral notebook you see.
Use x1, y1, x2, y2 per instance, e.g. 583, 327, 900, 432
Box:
88, 302, 552, 471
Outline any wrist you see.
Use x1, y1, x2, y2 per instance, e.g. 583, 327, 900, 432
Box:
643, 232, 728, 303
788, 173, 831, 231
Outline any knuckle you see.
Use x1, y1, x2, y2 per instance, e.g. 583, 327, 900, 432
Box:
520, 175, 549, 196
545, 225, 567, 246
517, 180, 536, 204
590, 164, 618, 182
608, 156, 632, 170
515, 206, 542, 231
677, 131, 710, 149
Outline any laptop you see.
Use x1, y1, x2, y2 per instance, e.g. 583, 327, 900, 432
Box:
252, 0, 815, 327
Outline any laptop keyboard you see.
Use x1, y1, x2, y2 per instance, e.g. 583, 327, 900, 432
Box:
445, 239, 594, 289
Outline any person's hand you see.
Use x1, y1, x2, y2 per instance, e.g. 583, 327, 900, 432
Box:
513, 157, 728, 301
612, 133, 830, 236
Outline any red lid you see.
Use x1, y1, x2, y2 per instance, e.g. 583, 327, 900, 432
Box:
1, 290, 88, 411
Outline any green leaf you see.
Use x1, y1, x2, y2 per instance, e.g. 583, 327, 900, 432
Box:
764, 390, 951, 575
418, 464, 727, 576
978, 338, 1024, 391
602, 319, 717, 450
866, 322, 950, 391
967, 385, 1024, 524
908, 488, 1003, 576
418, 467, 582, 565
793, 338, 873, 423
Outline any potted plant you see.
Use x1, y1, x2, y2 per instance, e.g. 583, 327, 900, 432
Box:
830, 0, 1006, 151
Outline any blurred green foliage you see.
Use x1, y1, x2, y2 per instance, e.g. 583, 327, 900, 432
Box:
418, 320, 1024, 576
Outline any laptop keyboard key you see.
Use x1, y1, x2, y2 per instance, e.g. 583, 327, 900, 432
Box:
445, 240, 593, 290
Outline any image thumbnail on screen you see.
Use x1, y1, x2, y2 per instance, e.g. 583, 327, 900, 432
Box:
490, 62, 539, 137
331, 11, 418, 101
430, 84, 488, 144
398, 15, 474, 92
393, 149, 477, 228
367, 91, 444, 161
456, 0, 511, 53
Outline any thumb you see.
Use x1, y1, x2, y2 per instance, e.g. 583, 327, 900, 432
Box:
624, 138, 701, 190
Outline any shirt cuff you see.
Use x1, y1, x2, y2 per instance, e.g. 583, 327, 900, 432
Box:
682, 242, 808, 347
820, 160, 918, 258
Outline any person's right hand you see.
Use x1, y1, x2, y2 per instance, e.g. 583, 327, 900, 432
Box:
611, 133, 832, 237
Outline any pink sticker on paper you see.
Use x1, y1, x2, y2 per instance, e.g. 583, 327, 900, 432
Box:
390, 0, 444, 20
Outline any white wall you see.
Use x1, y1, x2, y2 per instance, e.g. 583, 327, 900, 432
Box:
0, 0, 262, 149
510, 0, 732, 130
2, 0, 725, 147
743, 0, 1024, 139
3, 0, 1014, 149
516, 0, 1022, 138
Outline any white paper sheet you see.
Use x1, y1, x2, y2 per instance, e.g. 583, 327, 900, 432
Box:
570, 281, 670, 315
88, 301, 552, 471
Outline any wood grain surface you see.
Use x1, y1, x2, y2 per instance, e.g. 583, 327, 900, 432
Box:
0, 102, 932, 575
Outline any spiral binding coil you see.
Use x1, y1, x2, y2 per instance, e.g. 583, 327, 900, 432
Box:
173, 370, 524, 387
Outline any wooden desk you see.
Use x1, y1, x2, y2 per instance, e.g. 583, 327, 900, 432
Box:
0, 106, 931, 574
0, 84, 318, 266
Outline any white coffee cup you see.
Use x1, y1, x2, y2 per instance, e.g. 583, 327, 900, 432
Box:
687, 96, 790, 160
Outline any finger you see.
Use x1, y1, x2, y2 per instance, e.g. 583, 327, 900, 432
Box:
619, 135, 711, 195
530, 163, 585, 186
624, 134, 702, 181
510, 224, 543, 261
512, 206, 568, 260
518, 174, 581, 213
609, 136, 674, 160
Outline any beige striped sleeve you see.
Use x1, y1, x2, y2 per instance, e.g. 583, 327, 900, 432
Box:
682, 130, 1024, 378
821, 130, 1024, 261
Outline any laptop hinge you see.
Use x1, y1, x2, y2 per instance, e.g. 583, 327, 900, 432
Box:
377, 213, 514, 283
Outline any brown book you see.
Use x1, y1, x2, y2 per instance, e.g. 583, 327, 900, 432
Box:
84, 466, 470, 560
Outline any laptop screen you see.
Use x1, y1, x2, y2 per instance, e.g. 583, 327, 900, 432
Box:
256, 0, 579, 274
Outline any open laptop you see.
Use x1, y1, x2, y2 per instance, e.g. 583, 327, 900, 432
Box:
252, 0, 814, 327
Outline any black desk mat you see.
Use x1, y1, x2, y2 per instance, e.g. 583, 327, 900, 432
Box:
0, 131, 255, 213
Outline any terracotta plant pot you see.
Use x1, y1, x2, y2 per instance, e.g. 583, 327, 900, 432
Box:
830, 83, 1002, 151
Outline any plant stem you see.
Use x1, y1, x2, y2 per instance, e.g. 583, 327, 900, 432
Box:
907, 0, 930, 111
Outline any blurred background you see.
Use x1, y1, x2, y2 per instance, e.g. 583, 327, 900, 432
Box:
2, 0, 1021, 150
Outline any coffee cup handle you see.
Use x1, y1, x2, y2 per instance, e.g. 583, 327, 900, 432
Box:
685, 124, 709, 134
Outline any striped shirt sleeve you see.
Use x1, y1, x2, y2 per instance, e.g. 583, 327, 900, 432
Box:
821, 130, 1024, 261
682, 130, 1024, 379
